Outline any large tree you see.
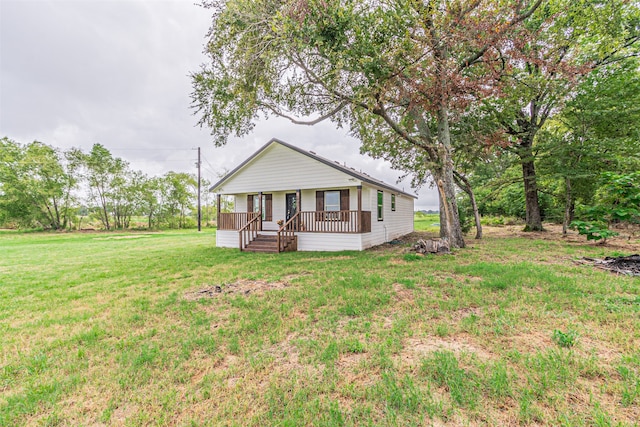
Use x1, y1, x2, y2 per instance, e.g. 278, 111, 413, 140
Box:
70, 144, 129, 230
0, 138, 77, 229
192, 0, 545, 248
538, 57, 640, 233
485, 0, 640, 230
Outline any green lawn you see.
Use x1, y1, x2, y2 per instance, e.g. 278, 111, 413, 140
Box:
0, 226, 639, 426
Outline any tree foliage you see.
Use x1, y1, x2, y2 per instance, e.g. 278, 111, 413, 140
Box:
1, 139, 203, 230
0, 138, 77, 229
192, 0, 548, 248
481, 0, 640, 230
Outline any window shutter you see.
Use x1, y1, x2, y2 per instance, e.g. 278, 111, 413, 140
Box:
316, 191, 324, 211
265, 194, 272, 221
340, 190, 349, 210
316, 191, 324, 221
247, 195, 253, 213
340, 189, 350, 221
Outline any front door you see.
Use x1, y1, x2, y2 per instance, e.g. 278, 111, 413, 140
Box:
285, 193, 297, 222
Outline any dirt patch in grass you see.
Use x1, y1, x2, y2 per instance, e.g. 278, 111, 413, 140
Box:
336, 352, 367, 370
184, 279, 290, 299
283, 272, 312, 281
450, 306, 482, 320
107, 402, 138, 425
392, 282, 416, 303
295, 255, 355, 262
93, 234, 155, 240
502, 330, 552, 354
578, 336, 625, 364
400, 335, 494, 366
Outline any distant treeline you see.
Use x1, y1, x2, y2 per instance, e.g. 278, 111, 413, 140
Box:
0, 139, 232, 230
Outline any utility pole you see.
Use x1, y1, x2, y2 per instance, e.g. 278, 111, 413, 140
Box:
197, 147, 201, 232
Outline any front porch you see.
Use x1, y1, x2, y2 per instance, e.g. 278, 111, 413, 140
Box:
216, 210, 372, 252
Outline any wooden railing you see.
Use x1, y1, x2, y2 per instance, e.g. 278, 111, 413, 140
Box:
219, 210, 371, 234
296, 211, 371, 233
218, 212, 260, 230
238, 214, 261, 251
277, 212, 300, 252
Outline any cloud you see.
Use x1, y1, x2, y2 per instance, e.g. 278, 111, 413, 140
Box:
0, 0, 439, 210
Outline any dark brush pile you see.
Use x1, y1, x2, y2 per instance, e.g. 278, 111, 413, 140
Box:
412, 238, 451, 254
582, 254, 640, 276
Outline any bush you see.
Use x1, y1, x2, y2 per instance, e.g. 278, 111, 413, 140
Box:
570, 220, 618, 243
552, 329, 578, 348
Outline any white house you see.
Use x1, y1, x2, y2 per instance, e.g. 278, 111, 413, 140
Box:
211, 139, 416, 252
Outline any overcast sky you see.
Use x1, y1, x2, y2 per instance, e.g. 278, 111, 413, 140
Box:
0, 0, 439, 209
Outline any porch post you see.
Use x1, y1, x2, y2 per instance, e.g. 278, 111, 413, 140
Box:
216, 194, 221, 227
258, 191, 263, 231
296, 189, 301, 231
357, 185, 362, 233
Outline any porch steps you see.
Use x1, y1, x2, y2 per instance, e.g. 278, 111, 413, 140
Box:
244, 234, 297, 253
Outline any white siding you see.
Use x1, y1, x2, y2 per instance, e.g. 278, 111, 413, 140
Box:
218, 143, 356, 194
216, 230, 239, 248
295, 233, 363, 251
361, 186, 414, 249
216, 230, 362, 251
235, 195, 245, 212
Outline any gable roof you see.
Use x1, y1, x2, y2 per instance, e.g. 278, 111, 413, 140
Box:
210, 138, 417, 198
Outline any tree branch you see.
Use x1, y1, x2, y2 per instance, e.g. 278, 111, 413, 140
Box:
592, 34, 640, 68
371, 102, 439, 163
259, 101, 347, 125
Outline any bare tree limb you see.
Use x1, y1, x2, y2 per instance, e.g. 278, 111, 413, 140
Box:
259, 101, 347, 125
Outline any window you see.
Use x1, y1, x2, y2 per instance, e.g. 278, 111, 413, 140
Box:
324, 191, 340, 211
316, 189, 349, 221
247, 194, 272, 221
391, 194, 396, 211
377, 191, 383, 221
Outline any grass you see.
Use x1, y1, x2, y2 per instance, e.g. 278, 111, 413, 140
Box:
0, 224, 639, 426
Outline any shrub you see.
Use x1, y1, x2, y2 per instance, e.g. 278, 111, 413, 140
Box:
570, 220, 618, 243
552, 329, 578, 348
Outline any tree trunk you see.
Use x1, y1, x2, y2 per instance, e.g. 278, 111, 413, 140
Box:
522, 159, 543, 231
100, 194, 110, 230
435, 106, 465, 248
517, 140, 543, 231
52, 197, 61, 230
42, 199, 58, 230
562, 177, 572, 235
453, 171, 482, 239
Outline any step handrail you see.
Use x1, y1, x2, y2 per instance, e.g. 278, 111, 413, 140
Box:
277, 212, 300, 252
238, 212, 261, 251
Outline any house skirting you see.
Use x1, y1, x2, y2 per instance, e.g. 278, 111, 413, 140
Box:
216, 230, 369, 251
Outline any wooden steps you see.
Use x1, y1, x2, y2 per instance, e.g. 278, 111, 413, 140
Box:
243, 234, 297, 253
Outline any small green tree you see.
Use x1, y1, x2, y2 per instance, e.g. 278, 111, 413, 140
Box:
571, 172, 639, 242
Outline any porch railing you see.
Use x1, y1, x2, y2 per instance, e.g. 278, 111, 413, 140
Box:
286, 210, 371, 233
219, 210, 371, 234
277, 212, 299, 252
238, 214, 261, 251
218, 212, 261, 231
